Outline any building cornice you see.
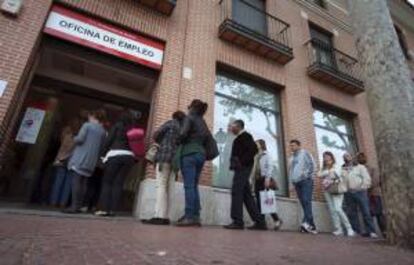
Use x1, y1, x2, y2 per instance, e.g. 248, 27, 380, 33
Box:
292, 0, 353, 33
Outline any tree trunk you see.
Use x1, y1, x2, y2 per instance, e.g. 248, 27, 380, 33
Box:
348, 0, 414, 248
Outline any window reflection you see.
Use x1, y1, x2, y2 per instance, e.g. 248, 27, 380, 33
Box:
313, 109, 357, 172
213, 74, 287, 196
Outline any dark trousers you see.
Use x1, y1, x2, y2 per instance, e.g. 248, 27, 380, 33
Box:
69, 171, 88, 210
231, 166, 264, 226
370, 195, 386, 234
345, 191, 376, 234
99, 155, 135, 213
294, 178, 315, 227
83, 168, 103, 210
254, 177, 280, 222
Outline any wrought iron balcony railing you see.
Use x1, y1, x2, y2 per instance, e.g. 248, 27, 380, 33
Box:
306, 38, 364, 94
138, 0, 176, 15
219, 0, 293, 64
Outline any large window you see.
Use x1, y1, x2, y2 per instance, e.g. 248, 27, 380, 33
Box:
213, 73, 287, 196
313, 108, 357, 172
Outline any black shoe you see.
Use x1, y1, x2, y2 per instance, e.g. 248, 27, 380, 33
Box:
176, 217, 201, 227
223, 223, 244, 230
247, 222, 267, 231
63, 208, 81, 214
142, 218, 171, 225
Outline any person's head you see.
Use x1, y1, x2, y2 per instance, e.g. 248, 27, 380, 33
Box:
322, 151, 336, 170
188, 99, 208, 116
118, 111, 136, 129
256, 139, 267, 152
172, 111, 186, 122
289, 139, 301, 153
356, 152, 367, 165
89, 109, 106, 124
343, 152, 353, 164
231, 119, 245, 135
68, 118, 82, 134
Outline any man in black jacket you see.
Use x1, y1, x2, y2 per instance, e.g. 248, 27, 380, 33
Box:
224, 120, 267, 230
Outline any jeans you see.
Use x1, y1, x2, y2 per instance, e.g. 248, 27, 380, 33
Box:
99, 155, 135, 213
345, 190, 376, 234
181, 153, 205, 219
50, 166, 71, 206
324, 192, 352, 233
69, 171, 88, 211
294, 178, 315, 227
154, 163, 175, 219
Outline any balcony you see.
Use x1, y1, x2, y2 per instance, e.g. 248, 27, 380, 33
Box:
219, 0, 293, 65
137, 0, 176, 15
306, 38, 364, 94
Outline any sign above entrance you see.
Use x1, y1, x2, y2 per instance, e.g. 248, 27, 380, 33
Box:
44, 5, 165, 70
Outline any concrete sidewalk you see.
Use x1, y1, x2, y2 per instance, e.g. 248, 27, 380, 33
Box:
0, 212, 413, 265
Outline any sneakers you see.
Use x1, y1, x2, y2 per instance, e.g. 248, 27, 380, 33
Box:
347, 229, 356, 237
175, 218, 201, 227
247, 222, 267, 231
333, 230, 344, 236
223, 223, 244, 230
301, 223, 318, 234
274, 220, 283, 231
142, 218, 171, 225
369, 233, 379, 239
94, 210, 108, 216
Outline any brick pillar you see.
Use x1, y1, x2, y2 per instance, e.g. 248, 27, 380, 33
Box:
0, 0, 53, 166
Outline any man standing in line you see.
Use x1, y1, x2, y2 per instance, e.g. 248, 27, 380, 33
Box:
142, 111, 186, 225
224, 120, 267, 230
288, 139, 317, 234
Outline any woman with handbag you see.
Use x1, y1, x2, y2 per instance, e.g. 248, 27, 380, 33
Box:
252, 139, 283, 230
319, 151, 355, 237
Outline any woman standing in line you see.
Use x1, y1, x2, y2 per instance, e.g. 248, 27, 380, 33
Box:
49, 118, 81, 208
174, 99, 211, 227
95, 111, 139, 217
252, 139, 283, 230
319, 151, 355, 237
64, 110, 107, 214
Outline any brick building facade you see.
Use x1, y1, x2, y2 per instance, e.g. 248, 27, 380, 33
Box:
0, 0, 413, 231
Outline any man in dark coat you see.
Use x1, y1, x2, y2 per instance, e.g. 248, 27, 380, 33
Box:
224, 120, 267, 230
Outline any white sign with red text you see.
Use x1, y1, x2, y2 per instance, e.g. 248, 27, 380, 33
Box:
44, 6, 164, 70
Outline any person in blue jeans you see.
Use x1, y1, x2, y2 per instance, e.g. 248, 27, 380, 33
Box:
288, 139, 317, 234
50, 119, 80, 207
174, 100, 210, 227
342, 152, 378, 238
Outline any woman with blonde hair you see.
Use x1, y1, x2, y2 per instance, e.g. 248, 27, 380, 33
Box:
319, 151, 355, 237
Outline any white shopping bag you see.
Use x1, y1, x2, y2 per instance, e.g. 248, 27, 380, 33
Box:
260, 190, 277, 214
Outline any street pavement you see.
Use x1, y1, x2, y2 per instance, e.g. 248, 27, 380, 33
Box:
0, 212, 413, 265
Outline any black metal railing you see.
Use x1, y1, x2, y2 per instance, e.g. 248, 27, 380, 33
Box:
307, 0, 326, 8
219, 0, 292, 53
306, 38, 363, 85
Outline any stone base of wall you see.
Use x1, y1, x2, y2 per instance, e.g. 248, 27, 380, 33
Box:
134, 179, 334, 232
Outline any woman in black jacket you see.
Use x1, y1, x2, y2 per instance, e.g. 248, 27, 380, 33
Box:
95, 111, 137, 216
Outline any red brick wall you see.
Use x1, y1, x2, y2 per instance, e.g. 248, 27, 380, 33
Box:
0, 0, 52, 164
0, 0, 380, 201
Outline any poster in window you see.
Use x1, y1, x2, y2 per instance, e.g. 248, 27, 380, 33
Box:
16, 107, 46, 144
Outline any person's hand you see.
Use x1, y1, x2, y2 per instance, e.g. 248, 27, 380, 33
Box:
265, 178, 271, 189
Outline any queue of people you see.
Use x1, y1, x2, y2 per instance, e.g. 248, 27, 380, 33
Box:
48, 98, 385, 238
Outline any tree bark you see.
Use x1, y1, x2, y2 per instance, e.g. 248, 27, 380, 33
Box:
347, 0, 414, 248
